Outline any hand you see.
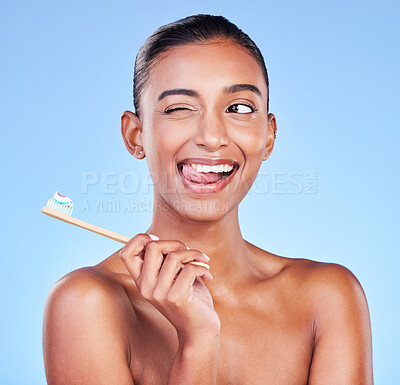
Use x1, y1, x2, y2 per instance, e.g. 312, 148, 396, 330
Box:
119, 233, 221, 344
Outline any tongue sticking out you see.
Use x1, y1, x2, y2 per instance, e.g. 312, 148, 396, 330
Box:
180, 164, 226, 184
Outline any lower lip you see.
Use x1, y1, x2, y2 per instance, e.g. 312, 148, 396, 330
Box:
178, 166, 238, 194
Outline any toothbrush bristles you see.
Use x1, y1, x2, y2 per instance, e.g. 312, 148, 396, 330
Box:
46, 197, 73, 216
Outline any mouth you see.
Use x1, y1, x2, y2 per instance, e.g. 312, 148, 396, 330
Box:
177, 158, 239, 194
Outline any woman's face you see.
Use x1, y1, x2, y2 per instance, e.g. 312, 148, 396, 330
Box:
131, 41, 275, 221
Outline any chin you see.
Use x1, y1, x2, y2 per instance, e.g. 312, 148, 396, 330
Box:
162, 195, 236, 223
180, 202, 232, 222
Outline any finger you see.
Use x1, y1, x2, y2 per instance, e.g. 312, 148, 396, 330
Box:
123, 255, 144, 282
186, 261, 210, 269
184, 250, 210, 268
119, 233, 153, 259
183, 249, 210, 269
168, 263, 213, 300
138, 240, 187, 295
119, 233, 154, 282
154, 250, 210, 295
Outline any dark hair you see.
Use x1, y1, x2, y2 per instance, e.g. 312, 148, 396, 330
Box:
133, 14, 269, 118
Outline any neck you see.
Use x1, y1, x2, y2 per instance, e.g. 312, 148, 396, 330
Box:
146, 196, 251, 285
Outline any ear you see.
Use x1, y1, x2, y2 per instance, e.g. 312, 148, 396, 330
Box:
262, 113, 277, 161
121, 111, 145, 159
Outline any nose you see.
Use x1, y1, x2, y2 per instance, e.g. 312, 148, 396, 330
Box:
193, 112, 230, 152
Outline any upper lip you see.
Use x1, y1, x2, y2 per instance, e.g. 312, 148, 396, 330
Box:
177, 158, 239, 167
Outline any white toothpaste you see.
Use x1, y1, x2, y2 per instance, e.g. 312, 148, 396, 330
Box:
46, 191, 74, 216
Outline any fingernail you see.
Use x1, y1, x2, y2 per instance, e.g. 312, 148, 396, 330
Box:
202, 252, 210, 261
186, 245, 191, 250
148, 234, 159, 240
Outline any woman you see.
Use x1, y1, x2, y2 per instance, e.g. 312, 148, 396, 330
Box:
43, 14, 373, 384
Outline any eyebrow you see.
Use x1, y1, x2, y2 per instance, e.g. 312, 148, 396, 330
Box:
157, 89, 199, 101
157, 84, 262, 102
224, 84, 262, 97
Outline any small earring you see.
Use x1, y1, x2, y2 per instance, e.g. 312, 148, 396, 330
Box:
274, 131, 277, 139
135, 147, 144, 157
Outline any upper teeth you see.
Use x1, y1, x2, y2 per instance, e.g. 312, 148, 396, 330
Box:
188, 163, 234, 173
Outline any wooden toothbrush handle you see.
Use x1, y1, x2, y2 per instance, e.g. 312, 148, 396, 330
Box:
41, 207, 131, 244
41, 207, 210, 269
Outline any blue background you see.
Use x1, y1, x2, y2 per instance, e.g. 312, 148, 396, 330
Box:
1, 0, 398, 383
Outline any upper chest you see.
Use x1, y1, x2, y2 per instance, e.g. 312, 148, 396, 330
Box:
129, 283, 315, 385
215, 293, 314, 384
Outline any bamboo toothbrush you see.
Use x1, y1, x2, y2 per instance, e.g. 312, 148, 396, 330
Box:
41, 191, 209, 268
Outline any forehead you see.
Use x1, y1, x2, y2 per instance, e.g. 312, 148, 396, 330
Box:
142, 42, 268, 106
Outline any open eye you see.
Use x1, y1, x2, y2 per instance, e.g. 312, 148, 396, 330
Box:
226, 103, 256, 114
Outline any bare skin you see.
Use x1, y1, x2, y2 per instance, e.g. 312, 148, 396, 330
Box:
43, 42, 373, 384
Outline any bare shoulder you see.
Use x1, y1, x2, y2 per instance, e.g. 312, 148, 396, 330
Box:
281, 257, 372, 349
274, 259, 373, 382
43, 267, 135, 385
44, 266, 136, 344
254, 244, 371, 322
46, 267, 110, 299
44, 266, 132, 323
293, 259, 367, 309
280, 257, 369, 313
248, 243, 369, 315
285, 257, 362, 286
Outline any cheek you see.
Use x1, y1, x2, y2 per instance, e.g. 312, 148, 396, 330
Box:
233, 126, 268, 191
148, 115, 194, 153
143, 121, 189, 178
158, 126, 189, 151
234, 126, 268, 158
